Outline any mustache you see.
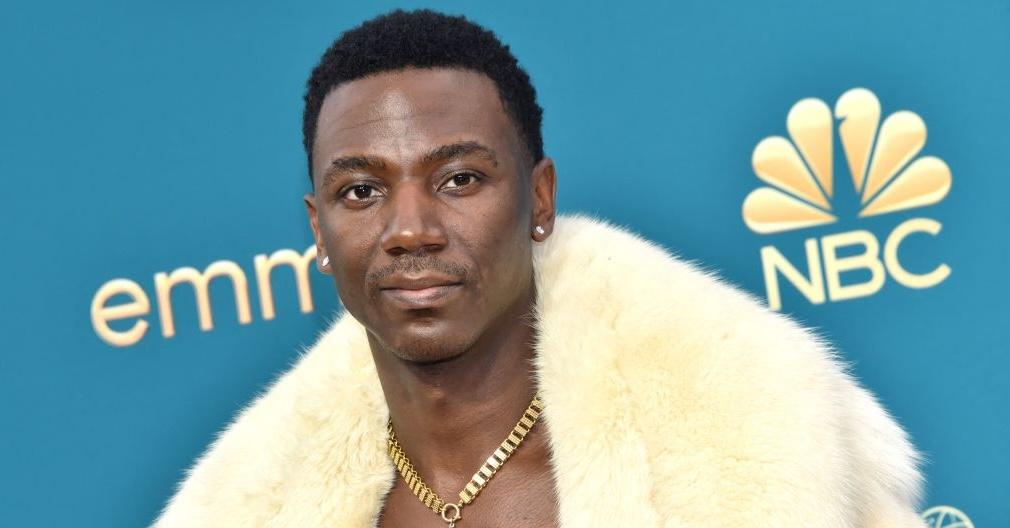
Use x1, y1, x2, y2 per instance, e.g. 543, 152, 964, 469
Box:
366, 253, 470, 287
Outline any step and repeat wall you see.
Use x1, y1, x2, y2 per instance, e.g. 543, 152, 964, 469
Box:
2, 1, 1005, 526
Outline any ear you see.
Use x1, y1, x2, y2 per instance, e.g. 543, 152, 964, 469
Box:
530, 156, 557, 241
303, 193, 329, 273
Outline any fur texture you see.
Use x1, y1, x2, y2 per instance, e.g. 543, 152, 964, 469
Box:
154, 213, 926, 527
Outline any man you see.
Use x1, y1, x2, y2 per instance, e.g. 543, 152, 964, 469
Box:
154, 8, 926, 528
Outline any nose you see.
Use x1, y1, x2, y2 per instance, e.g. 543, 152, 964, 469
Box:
379, 181, 448, 257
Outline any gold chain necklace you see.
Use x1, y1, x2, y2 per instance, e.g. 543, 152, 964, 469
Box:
385, 393, 544, 527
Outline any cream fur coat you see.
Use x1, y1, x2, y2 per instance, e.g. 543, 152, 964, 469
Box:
154, 213, 926, 527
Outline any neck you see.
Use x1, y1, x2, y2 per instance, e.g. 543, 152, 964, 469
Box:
367, 280, 541, 490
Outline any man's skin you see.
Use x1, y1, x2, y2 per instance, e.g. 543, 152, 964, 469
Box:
303, 67, 560, 527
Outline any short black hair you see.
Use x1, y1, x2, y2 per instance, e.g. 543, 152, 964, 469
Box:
301, 8, 544, 182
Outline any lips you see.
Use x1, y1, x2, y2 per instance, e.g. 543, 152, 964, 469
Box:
379, 284, 462, 310
377, 274, 462, 306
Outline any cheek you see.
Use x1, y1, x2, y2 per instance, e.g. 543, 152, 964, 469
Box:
323, 219, 376, 302
470, 212, 532, 301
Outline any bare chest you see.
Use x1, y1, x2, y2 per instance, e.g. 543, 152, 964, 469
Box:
376, 461, 559, 528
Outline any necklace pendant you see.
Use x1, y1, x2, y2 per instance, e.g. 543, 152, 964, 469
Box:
441, 502, 461, 527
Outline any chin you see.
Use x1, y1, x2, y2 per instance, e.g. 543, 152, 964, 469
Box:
386, 321, 475, 364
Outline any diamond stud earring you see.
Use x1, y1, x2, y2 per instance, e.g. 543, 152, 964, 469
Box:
321, 256, 329, 267
534, 225, 545, 235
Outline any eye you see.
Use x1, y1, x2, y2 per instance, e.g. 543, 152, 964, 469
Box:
340, 183, 383, 202
441, 171, 481, 191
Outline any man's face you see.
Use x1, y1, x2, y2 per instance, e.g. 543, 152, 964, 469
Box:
304, 67, 555, 363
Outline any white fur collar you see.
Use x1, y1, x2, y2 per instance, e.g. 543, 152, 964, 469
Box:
155, 213, 925, 527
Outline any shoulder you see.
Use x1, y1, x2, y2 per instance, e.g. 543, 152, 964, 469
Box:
152, 314, 383, 527
540, 214, 926, 525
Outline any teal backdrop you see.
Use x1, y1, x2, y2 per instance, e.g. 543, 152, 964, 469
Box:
1, 1, 1006, 526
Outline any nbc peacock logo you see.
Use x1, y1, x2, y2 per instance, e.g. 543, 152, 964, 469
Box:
742, 88, 952, 310
922, 505, 974, 528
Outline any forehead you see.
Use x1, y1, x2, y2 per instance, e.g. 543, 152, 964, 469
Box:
312, 68, 522, 180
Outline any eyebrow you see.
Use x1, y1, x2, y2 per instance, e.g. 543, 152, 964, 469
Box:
320, 140, 499, 190
421, 141, 499, 168
320, 155, 386, 190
